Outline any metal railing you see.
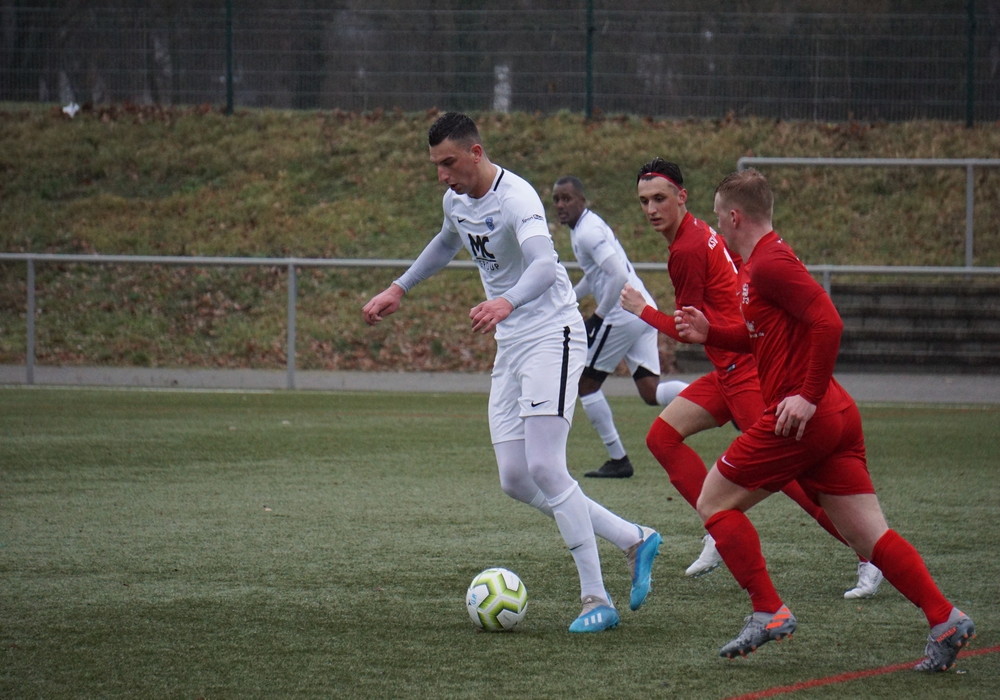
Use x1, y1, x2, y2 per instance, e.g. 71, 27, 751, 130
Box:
3, 252, 999, 390
737, 157, 1000, 269
1, 253, 483, 390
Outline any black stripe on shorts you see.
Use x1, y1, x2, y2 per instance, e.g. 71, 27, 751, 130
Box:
558, 326, 571, 416
587, 323, 613, 371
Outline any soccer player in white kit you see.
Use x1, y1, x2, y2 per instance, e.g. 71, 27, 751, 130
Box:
362, 113, 662, 632
552, 176, 687, 478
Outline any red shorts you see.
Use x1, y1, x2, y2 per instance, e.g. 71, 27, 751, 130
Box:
679, 360, 763, 431
718, 402, 874, 498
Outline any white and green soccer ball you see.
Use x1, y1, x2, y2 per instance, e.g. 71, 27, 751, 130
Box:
465, 567, 528, 631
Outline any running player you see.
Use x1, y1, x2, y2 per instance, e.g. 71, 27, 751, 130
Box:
552, 175, 687, 479
676, 167, 974, 669
362, 113, 662, 632
620, 158, 882, 599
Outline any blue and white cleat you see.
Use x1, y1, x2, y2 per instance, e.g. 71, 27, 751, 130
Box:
627, 526, 662, 610
569, 595, 619, 633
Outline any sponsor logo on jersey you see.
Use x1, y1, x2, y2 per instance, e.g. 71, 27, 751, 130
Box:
468, 234, 500, 271
485, 216, 495, 231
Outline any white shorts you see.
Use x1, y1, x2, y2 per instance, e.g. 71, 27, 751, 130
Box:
586, 312, 661, 377
488, 323, 586, 444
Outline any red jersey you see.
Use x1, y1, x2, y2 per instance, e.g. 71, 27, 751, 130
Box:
730, 232, 852, 415
640, 212, 745, 373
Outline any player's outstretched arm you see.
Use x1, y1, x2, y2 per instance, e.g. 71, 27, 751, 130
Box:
363, 227, 464, 326
362, 283, 405, 325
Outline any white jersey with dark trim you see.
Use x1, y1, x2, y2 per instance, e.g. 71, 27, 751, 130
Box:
442, 166, 579, 344
570, 208, 656, 324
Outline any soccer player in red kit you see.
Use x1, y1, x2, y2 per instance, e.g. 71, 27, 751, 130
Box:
620, 158, 881, 598
675, 168, 974, 670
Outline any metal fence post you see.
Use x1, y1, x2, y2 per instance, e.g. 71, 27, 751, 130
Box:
966, 163, 975, 268
225, 0, 234, 115
967, 0, 976, 128
26, 258, 35, 385
585, 0, 594, 119
286, 262, 296, 390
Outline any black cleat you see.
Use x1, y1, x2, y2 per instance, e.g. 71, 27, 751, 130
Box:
585, 456, 633, 479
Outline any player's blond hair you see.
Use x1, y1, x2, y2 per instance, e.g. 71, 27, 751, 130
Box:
715, 168, 773, 224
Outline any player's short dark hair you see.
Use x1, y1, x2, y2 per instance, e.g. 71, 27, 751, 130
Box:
554, 175, 585, 196
636, 157, 684, 188
428, 112, 482, 148
715, 168, 774, 223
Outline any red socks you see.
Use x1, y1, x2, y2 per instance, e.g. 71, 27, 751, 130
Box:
645, 417, 851, 561
646, 418, 707, 508
705, 510, 783, 613
703, 520, 952, 626
871, 529, 954, 627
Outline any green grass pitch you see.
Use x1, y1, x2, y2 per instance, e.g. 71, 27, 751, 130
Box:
2, 387, 997, 698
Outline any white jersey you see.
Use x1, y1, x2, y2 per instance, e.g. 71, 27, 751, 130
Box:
570, 208, 656, 324
442, 167, 580, 344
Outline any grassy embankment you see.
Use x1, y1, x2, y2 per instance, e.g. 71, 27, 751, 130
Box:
1, 104, 998, 372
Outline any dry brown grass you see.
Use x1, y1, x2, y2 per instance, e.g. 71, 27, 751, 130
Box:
1, 105, 998, 371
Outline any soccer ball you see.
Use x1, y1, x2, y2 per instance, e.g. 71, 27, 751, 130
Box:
465, 567, 528, 631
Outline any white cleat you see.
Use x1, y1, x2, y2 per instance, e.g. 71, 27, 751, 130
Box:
844, 561, 884, 599
686, 534, 723, 577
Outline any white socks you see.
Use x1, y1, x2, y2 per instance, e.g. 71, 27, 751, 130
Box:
549, 482, 607, 601
656, 379, 688, 406
580, 390, 626, 459
580, 382, 689, 461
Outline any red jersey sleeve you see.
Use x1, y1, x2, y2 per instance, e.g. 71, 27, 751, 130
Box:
705, 322, 752, 354
639, 305, 682, 342
797, 294, 844, 404
751, 250, 842, 405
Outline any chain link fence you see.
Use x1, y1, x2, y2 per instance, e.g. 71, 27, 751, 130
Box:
2, 2, 998, 122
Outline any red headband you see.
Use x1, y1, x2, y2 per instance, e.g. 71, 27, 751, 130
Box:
640, 172, 683, 190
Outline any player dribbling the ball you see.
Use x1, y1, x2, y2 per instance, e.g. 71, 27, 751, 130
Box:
363, 112, 662, 633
